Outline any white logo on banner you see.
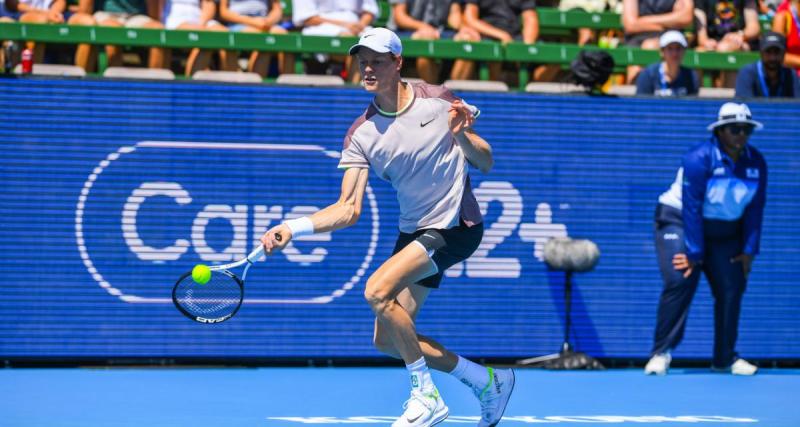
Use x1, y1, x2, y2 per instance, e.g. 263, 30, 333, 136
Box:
75, 141, 379, 305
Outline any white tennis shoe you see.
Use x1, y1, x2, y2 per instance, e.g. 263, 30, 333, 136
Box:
644, 353, 671, 375
477, 367, 515, 427
392, 388, 449, 427
713, 358, 759, 375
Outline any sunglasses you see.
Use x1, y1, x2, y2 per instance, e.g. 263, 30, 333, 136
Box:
725, 125, 754, 136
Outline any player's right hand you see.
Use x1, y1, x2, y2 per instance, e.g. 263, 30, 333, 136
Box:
260, 224, 291, 254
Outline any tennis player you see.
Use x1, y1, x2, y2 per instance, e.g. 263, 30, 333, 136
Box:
260, 27, 514, 427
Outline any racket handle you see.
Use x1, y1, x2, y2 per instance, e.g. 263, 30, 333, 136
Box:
246, 245, 265, 263
247, 233, 282, 262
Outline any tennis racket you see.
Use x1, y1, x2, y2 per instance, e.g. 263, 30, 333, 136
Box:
172, 234, 281, 323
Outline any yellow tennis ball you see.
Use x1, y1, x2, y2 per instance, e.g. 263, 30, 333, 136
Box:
192, 264, 211, 285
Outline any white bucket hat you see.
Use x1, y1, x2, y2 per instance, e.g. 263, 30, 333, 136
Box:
707, 102, 764, 131
348, 27, 403, 56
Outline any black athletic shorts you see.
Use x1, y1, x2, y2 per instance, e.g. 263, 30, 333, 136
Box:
391, 219, 484, 289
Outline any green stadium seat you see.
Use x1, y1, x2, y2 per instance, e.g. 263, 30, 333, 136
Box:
444, 79, 509, 92
524, 81, 585, 93
192, 70, 263, 83
15, 63, 86, 77
276, 74, 346, 86
607, 84, 637, 96
698, 87, 735, 98
103, 67, 176, 80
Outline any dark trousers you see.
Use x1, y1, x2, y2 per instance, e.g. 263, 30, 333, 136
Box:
651, 204, 748, 368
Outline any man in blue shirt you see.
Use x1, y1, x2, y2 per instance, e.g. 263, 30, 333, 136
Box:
636, 31, 700, 96
735, 31, 800, 98
645, 103, 767, 376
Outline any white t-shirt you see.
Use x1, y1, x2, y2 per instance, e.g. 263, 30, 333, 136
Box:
292, 0, 379, 27
19, 0, 53, 10
339, 82, 483, 233
228, 0, 268, 17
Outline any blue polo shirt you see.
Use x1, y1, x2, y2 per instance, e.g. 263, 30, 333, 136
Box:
636, 62, 699, 96
681, 137, 768, 262
734, 60, 800, 98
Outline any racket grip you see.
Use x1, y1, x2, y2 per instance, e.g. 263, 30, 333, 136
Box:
246, 245, 265, 263
248, 233, 282, 262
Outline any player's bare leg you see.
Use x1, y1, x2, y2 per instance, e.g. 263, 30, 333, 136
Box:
374, 280, 515, 427
365, 244, 448, 426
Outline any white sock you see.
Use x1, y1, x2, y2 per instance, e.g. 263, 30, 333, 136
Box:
449, 355, 489, 392
407, 357, 435, 393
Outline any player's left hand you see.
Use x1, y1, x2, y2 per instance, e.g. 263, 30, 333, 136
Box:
731, 253, 754, 278
448, 100, 475, 136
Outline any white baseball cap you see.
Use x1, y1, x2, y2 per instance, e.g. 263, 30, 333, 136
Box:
659, 30, 687, 49
707, 103, 764, 131
348, 27, 403, 56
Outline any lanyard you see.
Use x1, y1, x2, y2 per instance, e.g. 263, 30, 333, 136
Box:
658, 63, 672, 94
756, 60, 783, 97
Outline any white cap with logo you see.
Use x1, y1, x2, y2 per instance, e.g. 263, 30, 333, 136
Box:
348, 27, 403, 56
659, 30, 687, 48
707, 102, 764, 131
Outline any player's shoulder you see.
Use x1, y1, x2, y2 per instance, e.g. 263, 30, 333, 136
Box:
343, 104, 379, 148
412, 81, 460, 102
348, 104, 379, 132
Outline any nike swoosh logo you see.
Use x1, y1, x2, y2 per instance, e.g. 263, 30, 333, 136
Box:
420, 118, 435, 127
363, 34, 374, 38
406, 414, 422, 423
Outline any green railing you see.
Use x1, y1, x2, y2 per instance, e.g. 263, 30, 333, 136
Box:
0, 18, 760, 89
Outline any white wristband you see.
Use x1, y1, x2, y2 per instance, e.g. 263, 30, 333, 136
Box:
284, 216, 314, 238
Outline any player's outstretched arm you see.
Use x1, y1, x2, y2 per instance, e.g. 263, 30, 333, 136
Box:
261, 167, 369, 253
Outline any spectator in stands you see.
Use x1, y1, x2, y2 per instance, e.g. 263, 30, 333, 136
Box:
463, 0, 539, 82
219, 0, 292, 77
560, 0, 616, 46
1, 0, 19, 72
162, 0, 238, 76
79, 0, 166, 69
695, 0, 760, 52
292, 0, 378, 81
622, 0, 694, 82
636, 30, 699, 95
17, 0, 97, 71
1, 0, 19, 19
390, 0, 480, 82
735, 31, 800, 96
772, 0, 800, 76
293, 0, 377, 36
695, 0, 760, 87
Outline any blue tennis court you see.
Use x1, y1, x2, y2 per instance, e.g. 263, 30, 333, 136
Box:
2, 367, 797, 426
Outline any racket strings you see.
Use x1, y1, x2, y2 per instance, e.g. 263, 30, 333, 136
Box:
174, 271, 242, 318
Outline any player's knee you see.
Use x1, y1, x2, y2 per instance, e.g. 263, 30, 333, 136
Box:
364, 278, 392, 316
364, 289, 389, 315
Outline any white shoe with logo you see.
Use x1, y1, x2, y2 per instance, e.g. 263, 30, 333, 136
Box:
476, 367, 515, 427
391, 388, 449, 427
644, 353, 671, 375
730, 358, 758, 375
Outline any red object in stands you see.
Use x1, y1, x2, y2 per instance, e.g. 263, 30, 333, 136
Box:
21, 48, 33, 74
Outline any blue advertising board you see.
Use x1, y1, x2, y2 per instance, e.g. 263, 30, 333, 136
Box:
0, 79, 798, 360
